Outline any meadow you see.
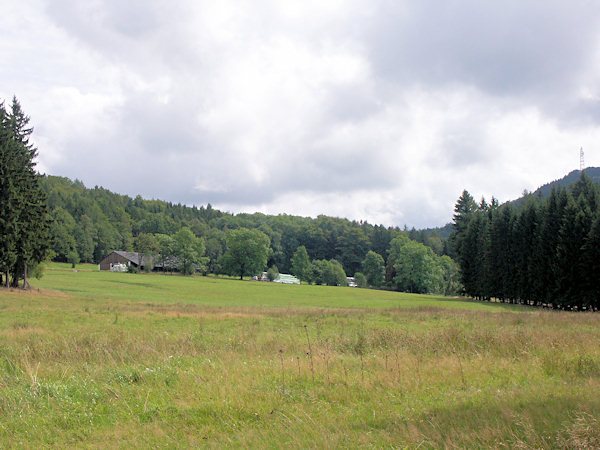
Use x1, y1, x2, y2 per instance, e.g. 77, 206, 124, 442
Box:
0, 263, 599, 448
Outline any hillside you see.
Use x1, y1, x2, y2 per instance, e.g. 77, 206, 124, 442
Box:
41, 175, 420, 275
533, 167, 600, 197
510, 167, 600, 208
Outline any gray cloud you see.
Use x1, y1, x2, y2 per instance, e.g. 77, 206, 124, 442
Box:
366, 1, 600, 95
3, 0, 600, 228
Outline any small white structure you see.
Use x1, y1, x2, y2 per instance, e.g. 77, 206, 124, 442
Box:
258, 272, 300, 284
274, 273, 300, 284
347, 277, 357, 287
110, 263, 128, 273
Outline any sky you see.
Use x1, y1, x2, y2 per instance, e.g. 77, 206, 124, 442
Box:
2, 1, 600, 228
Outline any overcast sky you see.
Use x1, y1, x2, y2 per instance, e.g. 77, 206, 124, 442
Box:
2, 1, 600, 228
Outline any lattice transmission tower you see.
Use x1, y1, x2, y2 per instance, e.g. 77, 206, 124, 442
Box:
580, 147, 585, 170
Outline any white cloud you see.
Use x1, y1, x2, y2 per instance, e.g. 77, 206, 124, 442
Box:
2, 0, 600, 227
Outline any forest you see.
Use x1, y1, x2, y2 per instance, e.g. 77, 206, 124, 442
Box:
40, 175, 457, 294
451, 172, 600, 310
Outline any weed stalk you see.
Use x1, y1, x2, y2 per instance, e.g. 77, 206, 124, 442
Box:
304, 325, 315, 384
279, 349, 285, 391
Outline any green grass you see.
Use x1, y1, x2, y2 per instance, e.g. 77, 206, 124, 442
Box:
33, 263, 521, 311
0, 263, 598, 447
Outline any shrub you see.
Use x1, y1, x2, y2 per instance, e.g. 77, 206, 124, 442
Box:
266, 266, 279, 282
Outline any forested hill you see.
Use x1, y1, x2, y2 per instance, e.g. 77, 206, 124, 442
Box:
510, 167, 600, 208
534, 167, 600, 197
40, 175, 448, 275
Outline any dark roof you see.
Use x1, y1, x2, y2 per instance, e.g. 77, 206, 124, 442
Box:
111, 251, 187, 269
113, 251, 143, 266
113, 251, 159, 267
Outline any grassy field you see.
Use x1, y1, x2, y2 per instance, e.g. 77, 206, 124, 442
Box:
0, 263, 599, 448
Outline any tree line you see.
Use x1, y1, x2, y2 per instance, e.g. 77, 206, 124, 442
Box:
287, 239, 460, 295
40, 175, 451, 281
451, 172, 600, 310
38, 175, 461, 294
0, 98, 51, 288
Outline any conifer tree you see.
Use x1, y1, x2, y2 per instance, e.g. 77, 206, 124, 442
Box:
450, 190, 478, 255
0, 98, 51, 288
488, 205, 514, 301
514, 201, 538, 304
532, 189, 556, 304
581, 212, 600, 309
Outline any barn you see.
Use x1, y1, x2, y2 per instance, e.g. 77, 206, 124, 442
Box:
99, 251, 150, 271
99, 251, 184, 272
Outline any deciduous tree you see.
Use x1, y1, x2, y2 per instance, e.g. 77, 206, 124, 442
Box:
291, 245, 311, 282
221, 228, 270, 279
361, 250, 385, 287
172, 227, 207, 275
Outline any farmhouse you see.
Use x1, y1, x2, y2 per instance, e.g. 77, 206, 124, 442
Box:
99, 251, 180, 272
257, 272, 300, 284
99, 251, 148, 271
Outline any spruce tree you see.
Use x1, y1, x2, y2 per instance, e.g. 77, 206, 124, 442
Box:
555, 197, 586, 308
514, 201, 538, 304
0, 98, 51, 288
0, 104, 19, 286
489, 205, 514, 301
581, 212, 600, 309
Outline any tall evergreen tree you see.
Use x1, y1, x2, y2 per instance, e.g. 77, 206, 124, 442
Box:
0, 98, 51, 288
0, 104, 19, 286
488, 205, 515, 301
514, 201, 538, 304
581, 211, 600, 309
450, 190, 478, 268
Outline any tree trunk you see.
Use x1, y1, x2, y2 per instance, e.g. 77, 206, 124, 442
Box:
6, 270, 10, 288
23, 264, 27, 290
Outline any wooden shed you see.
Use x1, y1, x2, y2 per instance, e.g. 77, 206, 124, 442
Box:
99, 251, 143, 271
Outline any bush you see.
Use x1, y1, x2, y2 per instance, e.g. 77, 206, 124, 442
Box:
354, 272, 367, 288
66, 250, 80, 269
266, 266, 279, 282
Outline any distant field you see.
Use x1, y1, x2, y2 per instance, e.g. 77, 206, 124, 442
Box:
32, 263, 519, 311
0, 263, 598, 447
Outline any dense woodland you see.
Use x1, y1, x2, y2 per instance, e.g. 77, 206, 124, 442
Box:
40, 175, 454, 291
451, 171, 600, 310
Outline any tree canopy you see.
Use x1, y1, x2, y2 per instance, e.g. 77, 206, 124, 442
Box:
291, 245, 311, 282
39, 175, 449, 275
172, 227, 207, 275
361, 250, 385, 287
221, 228, 271, 279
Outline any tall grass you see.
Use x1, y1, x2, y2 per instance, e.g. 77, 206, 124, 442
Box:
0, 264, 598, 447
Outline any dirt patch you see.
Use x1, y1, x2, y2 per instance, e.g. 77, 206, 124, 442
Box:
0, 287, 72, 300
0, 325, 46, 338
